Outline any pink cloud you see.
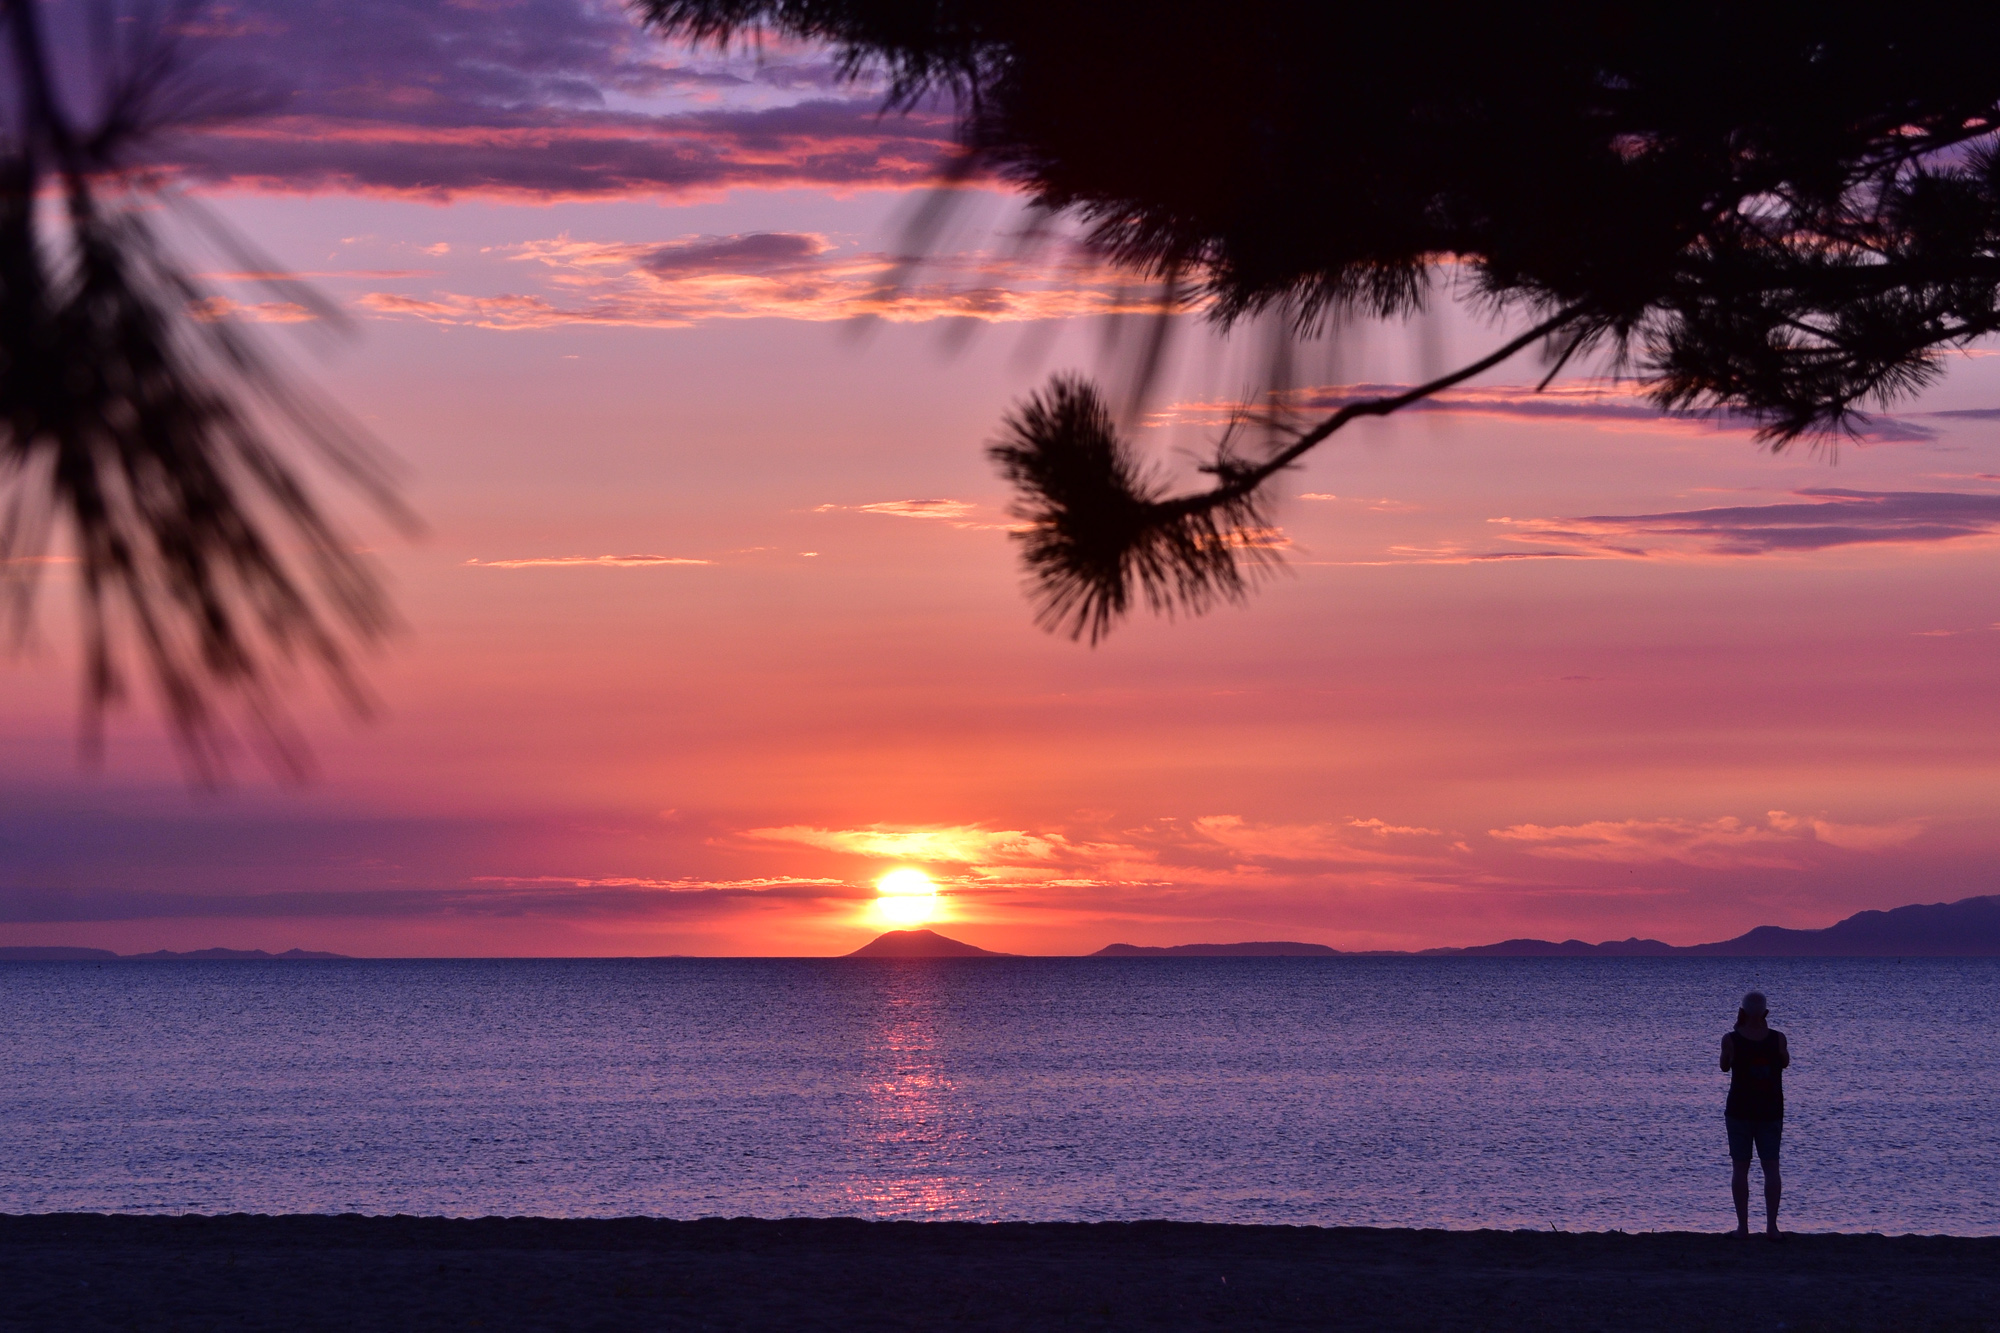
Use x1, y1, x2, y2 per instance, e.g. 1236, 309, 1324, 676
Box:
176, 102, 957, 202
1154, 382, 1938, 443
0, 800, 1946, 952
745, 823, 1070, 865
463, 554, 711, 568
1348, 818, 1445, 838
1764, 812, 1927, 851
814, 499, 1016, 530
1489, 811, 1926, 868
738, 815, 1458, 892
1190, 814, 1447, 865
355, 232, 1148, 328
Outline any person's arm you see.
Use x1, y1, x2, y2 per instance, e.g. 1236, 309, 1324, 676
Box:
1720, 1032, 1734, 1072
1774, 1031, 1790, 1070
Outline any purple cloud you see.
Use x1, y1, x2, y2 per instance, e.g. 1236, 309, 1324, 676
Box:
142, 0, 954, 199
0, 882, 853, 922
1199, 383, 1941, 443
641, 232, 828, 275
1506, 489, 2000, 557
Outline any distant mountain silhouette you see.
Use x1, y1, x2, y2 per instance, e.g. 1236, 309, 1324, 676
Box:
1093, 941, 1341, 957
1423, 895, 2000, 957
1679, 895, 2000, 957
118, 947, 350, 960
0, 946, 349, 961
1086, 895, 2000, 958
846, 929, 1011, 958
1431, 938, 1679, 957
0, 946, 121, 961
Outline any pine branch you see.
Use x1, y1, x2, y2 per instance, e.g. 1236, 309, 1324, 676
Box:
993, 306, 1589, 641
1, 0, 405, 781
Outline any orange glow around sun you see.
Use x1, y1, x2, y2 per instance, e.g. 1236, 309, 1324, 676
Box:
873, 867, 940, 927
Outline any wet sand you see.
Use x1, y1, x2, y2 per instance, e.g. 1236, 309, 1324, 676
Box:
2, 1214, 1994, 1331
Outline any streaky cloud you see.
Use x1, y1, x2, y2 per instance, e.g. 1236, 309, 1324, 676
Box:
356, 234, 1149, 329
0, 879, 858, 923
814, 499, 1015, 529
1155, 382, 1938, 443
156, 0, 955, 200
177, 101, 954, 201
1489, 811, 1926, 869
464, 554, 712, 568
1495, 489, 2000, 558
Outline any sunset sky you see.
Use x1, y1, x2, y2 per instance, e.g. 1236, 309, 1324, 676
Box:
5, 0, 2000, 956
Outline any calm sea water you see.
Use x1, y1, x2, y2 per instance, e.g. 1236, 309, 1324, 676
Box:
1, 957, 1994, 1232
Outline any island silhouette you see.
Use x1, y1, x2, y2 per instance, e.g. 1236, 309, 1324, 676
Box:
845, 929, 1012, 958
832, 893, 2000, 959
0, 947, 348, 961
1095, 941, 1340, 957
1090, 893, 2000, 958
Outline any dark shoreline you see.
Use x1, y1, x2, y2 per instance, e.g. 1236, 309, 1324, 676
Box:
3, 1215, 1994, 1332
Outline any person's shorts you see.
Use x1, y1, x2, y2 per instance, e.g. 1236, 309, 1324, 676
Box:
1726, 1117, 1782, 1164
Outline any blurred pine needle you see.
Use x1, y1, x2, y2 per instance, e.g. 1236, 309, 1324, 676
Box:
1, 0, 408, 780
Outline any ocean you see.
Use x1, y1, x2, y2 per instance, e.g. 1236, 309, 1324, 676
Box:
2, 957, 1994, 1233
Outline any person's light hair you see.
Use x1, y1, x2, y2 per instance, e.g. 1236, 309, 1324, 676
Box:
1741, 991, 1769, 1015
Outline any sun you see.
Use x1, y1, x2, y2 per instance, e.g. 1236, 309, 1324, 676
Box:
873, 867, 940, 927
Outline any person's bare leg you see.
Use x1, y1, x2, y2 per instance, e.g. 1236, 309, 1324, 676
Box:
1731, 1160, 1750, 1234
1763, 1162, 1781, 1236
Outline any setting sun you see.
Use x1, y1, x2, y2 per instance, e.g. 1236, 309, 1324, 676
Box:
872, 868, 940, 927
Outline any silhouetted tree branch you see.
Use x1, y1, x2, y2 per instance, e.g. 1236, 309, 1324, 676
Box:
644, 1, 2000, 637
2, 0, 405, 780
993, 307, 1586, 639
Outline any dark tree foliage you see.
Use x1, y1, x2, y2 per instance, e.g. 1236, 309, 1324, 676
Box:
644, 0, 2000, 638
1, 0, 402, 778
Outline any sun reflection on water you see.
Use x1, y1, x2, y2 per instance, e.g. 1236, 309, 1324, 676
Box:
842, 967, 991, 1219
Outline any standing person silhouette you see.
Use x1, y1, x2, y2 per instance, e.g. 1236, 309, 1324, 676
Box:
1720, 990, 1789, 1238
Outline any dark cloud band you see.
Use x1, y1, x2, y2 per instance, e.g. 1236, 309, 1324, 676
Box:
144, 0, 953, 198
1508, 489, 2000, 557
0, 882, 853, 922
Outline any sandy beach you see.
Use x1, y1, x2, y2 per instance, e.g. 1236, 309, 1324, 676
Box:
2, 1214, 1994, 1331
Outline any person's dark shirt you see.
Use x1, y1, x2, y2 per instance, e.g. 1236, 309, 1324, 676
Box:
1724, 1029, 1787, 1121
